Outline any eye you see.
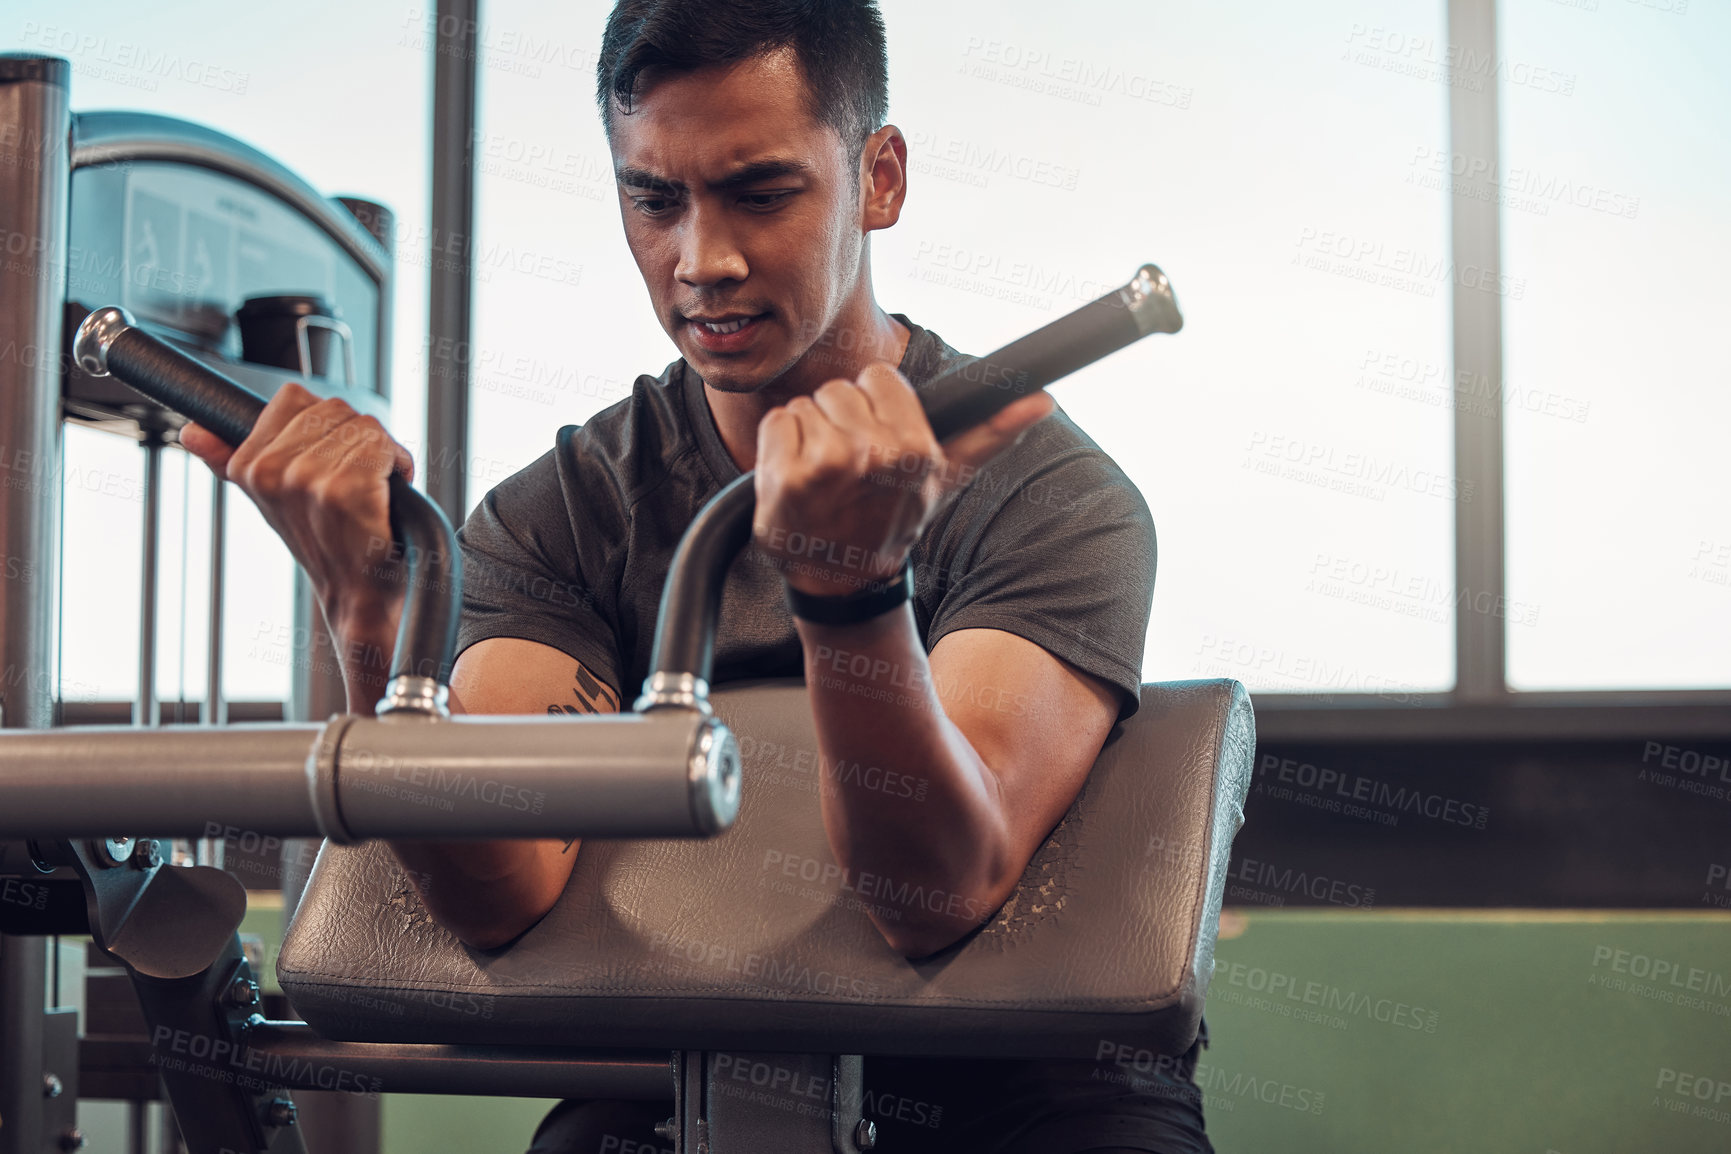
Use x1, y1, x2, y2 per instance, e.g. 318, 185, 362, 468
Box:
740, 191, 793, 211
629, 193, 678, 217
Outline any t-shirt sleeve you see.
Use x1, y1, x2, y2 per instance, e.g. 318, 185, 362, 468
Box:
455, 440, 625, 698
925, 446, 1156, 720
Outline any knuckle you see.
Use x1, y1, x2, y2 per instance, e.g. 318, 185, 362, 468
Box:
222, 444, 252, 478
319, 399, 359, 432
302, 473, 337, 508
243, 458, 286, 499
302, 397, 349, 432
862, 362, 907, 390
274, 381, 313, 407
308, 471, 365, 511
280, 455, 322, 493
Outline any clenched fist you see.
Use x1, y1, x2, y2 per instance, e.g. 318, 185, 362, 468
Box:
752, 363, 1053, 598
180, 381, 413, 675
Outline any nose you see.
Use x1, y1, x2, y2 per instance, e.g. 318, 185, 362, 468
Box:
674, 201, 749, 288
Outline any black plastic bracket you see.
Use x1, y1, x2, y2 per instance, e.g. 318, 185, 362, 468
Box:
57, 839, 306, 1154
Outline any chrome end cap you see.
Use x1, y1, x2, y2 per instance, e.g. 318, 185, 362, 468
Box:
72, 305, 135, 377
1121, 263, 1183, 336
688, 716, 741, 835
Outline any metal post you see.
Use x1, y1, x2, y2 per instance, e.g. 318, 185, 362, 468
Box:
0, 938, 49, 1154
0, 51, 71, 1154
1447, 0, 1507, 702
425, 0, 480, 523
672, 1051, 867, 1154
127, 1102, 148, 1154
138, 430, 164, 729
200, 480, 227, 870
0, 55, 67, 730
206, 479, 227, 726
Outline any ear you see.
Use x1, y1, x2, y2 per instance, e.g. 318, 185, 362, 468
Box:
859, 124, 907, 233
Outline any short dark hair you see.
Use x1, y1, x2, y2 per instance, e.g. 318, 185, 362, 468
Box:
596, 0, 889, 152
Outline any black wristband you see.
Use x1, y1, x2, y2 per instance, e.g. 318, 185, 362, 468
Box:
785, 560, 914, 626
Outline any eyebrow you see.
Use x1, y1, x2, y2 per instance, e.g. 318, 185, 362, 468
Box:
615, 157, 814, 194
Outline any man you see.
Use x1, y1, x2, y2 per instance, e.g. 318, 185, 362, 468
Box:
184, 2, 1209, 1150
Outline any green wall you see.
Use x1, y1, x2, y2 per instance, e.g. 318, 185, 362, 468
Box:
1200, 911, 1731, 1153
367, 911, 1731, 1153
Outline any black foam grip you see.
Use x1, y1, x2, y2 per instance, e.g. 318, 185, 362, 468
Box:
104, 328, 268, 448
917, 287, 1140, 441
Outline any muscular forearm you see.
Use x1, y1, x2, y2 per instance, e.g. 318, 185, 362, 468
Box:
332, 600, 399, 717
797, 605, 1015, 957
333, 614, 582, 950
745, 351, 1059, 956
387, 838, 575, 949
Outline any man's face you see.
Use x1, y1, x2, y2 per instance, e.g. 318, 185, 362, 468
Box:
608, 49, 879, 393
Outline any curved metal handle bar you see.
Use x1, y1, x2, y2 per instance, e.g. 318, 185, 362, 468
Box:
645, 263, 1182, 688
71, 307, 461, 695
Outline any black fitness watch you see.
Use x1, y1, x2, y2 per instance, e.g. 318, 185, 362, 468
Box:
784, 560, 914, 626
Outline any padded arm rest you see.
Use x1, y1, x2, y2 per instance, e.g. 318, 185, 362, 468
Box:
278, 679, 1253, 1059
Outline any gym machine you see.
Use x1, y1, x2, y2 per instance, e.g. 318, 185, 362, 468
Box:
1, 51, 1250, 1154
0, 50, 396, 1153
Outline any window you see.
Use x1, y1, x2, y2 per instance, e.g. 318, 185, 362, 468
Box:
468, 0, 660, 502
1500, 0, 1731, 690
469, 0, 1458, 696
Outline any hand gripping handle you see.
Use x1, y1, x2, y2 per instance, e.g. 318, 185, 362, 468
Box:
72, 307, 461, 694
645, 263, 1183, 688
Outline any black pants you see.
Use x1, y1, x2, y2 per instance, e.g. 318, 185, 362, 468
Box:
526, 1025, 1212, 1154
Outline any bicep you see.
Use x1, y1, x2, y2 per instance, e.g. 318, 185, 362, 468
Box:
448, 637, 619, 717
928, 628, 1118, 850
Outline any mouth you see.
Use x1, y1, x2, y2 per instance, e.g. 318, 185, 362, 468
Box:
683, 310, 769, 353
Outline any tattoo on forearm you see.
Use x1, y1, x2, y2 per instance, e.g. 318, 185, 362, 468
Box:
546, 663, 619, 717
548, 667, 614, 852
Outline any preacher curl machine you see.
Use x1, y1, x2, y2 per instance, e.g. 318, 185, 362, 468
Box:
0, 52, 1250, 1154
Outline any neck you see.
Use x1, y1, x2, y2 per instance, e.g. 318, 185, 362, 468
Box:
704, 302, 911, 472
